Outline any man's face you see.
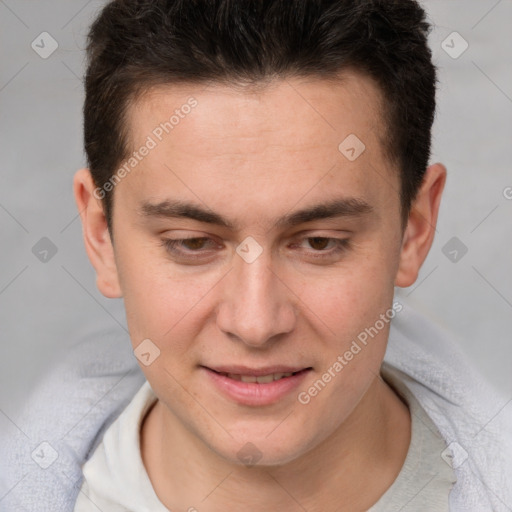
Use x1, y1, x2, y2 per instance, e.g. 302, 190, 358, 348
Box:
109, 72, 406, 464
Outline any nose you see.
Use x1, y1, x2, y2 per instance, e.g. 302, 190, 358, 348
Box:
216, 246, 297, 348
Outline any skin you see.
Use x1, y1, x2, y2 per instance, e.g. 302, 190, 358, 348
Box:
74, 70, 446, 511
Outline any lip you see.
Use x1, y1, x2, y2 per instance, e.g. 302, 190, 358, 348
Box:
201, 365, 312, 406
206, 365, 308, 376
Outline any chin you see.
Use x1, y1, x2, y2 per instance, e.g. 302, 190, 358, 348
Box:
212, 426, 316, 469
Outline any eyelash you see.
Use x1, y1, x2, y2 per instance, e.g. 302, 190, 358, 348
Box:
159, 236, 351, 261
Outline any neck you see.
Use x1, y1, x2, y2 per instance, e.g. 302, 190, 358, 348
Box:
141, 372, 411, 511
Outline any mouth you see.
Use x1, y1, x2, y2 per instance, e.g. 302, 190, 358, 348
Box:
210, 368, 309, 383
201, 365, 313, 406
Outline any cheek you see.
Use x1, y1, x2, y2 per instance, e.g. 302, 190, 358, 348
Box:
117, 246, 223, 350
294, 260, 396, 434
298, 247, 396, 340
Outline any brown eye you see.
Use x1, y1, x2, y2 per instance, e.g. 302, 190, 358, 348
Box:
160, 237, 219, 258
181, 238, 208, 250
307, 237, 331, 250
293, 236, 351, 261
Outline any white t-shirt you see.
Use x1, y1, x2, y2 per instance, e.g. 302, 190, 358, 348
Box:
74, 362, 456, 511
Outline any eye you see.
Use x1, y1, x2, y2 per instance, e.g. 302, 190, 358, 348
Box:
295, 237, 351, 259
160, 237, 219, 258
305, 237, 335, 251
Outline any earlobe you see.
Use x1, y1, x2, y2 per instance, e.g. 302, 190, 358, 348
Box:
395, 163, 447, 288
73, 168, 123, 298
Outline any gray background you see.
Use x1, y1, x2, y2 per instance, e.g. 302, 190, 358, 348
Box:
0, 0, 511, 420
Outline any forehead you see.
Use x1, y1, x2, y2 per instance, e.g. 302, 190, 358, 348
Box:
118, 71, 399, 228
127, 71, 387, 155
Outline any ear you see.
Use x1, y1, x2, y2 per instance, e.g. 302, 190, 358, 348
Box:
73, 168, 122, 298
395, 163, 447, 288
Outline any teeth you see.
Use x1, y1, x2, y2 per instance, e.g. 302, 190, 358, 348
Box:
256, 374, 274, 384
224, 372, 295, 383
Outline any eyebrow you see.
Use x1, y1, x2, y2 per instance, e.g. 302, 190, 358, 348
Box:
139, 197, 374, 230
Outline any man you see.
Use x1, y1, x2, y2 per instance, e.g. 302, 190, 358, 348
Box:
71, 0, 511, 510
